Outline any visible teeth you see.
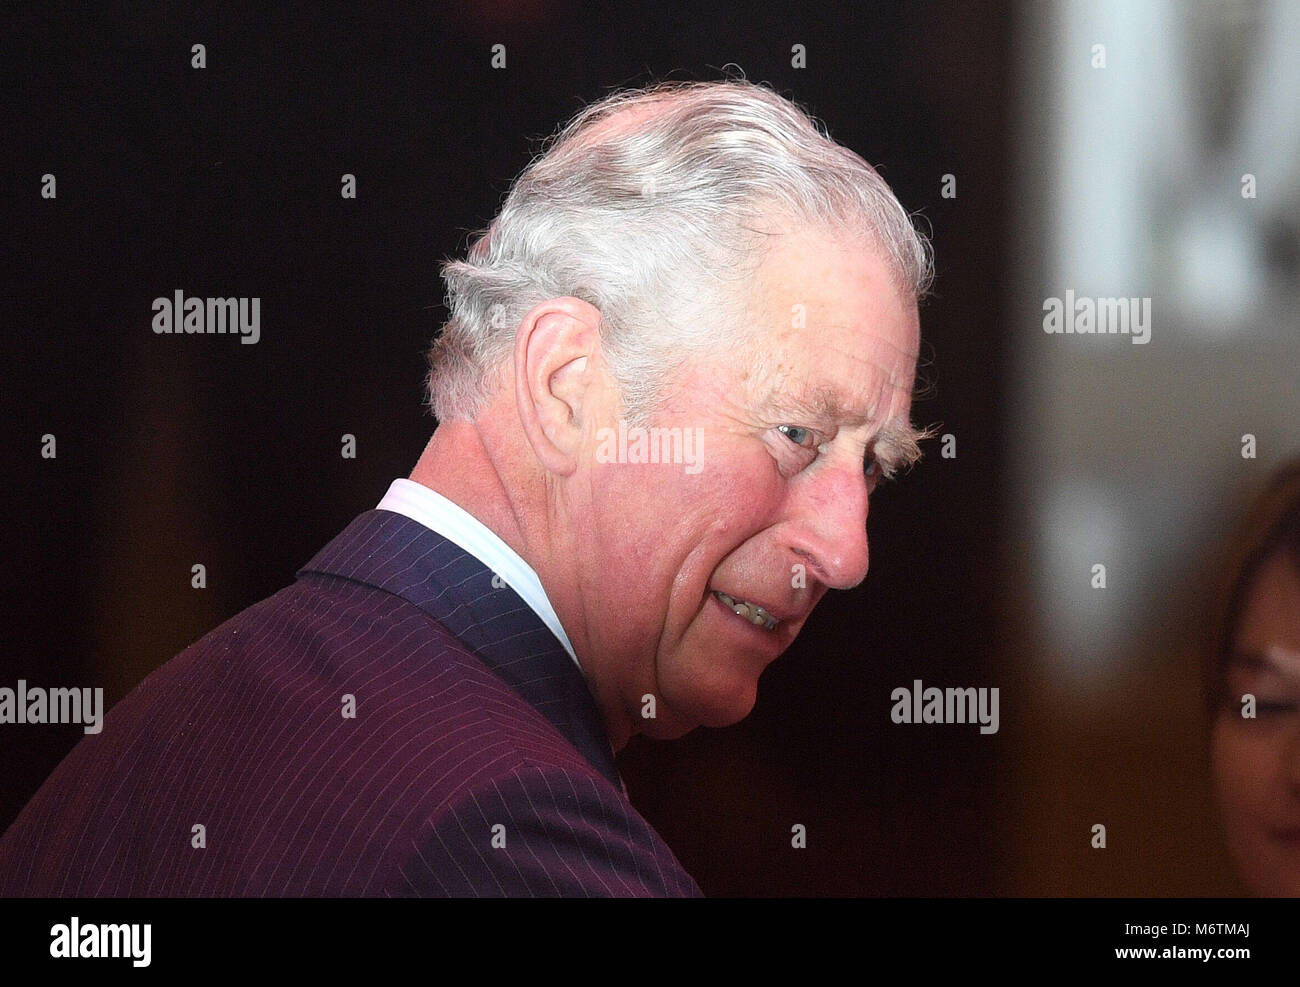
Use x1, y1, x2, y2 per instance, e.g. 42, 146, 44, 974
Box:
714, 591, 779, 631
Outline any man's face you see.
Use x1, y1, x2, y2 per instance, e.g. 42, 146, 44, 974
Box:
1212, 550, 1300, 896
571, 225, 921, 740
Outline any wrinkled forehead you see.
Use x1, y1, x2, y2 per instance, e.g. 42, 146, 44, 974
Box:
738, 226, 920, 400
742, 311, 921, 422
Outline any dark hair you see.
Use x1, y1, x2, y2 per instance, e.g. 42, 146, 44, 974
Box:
1205, 458, 1300, 713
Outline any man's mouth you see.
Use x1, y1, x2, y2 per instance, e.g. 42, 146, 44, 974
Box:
713, 591, 780, 631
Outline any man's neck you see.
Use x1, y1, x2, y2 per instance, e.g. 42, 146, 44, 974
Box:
406, 422, 634, 753
408, 422, 530, 561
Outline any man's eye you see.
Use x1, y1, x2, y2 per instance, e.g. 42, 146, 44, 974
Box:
775, 425, 883, 480
776, 424, 815, 447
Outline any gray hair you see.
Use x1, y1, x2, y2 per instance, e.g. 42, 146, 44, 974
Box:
426, 78, 933, 426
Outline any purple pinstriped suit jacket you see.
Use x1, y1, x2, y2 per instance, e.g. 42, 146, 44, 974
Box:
0, 509, 702, 896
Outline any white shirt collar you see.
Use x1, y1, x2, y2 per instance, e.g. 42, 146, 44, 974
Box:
376, 478, 580, 670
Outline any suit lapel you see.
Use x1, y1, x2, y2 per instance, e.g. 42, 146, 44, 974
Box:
297, 509, 622, 790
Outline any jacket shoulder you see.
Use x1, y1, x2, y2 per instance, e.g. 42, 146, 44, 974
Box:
0, 575, 624, 896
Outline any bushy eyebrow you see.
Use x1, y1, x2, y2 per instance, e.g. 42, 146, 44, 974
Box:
773, 384, 930, 477
872, 419, 930, 476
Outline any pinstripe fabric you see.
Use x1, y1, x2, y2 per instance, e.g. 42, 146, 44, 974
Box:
0, 509, 702, 897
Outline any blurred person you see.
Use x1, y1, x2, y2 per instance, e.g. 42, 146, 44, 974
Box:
1207, 458, 1300, 896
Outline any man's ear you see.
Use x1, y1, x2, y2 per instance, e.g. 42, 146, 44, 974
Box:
513, 296, 605, 477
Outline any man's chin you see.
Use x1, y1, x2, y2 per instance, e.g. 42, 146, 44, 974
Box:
651, 678, 759, 735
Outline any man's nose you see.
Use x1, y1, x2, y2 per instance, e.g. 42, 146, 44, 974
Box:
785, 461, 871, 590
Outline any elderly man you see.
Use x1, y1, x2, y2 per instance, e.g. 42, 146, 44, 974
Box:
0, 79, 929, 896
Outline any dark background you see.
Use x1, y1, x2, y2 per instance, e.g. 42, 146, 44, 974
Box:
3, 0, 1009, 895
